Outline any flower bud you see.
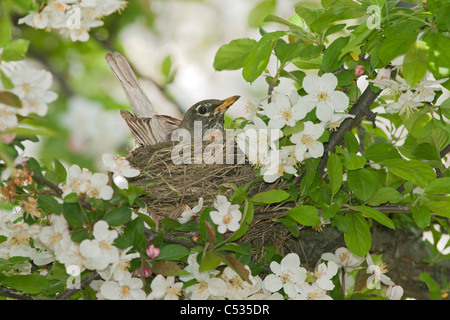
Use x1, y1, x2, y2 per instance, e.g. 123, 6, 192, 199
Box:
146, 244, 160, 259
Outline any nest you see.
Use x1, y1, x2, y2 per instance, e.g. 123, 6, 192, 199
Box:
126, 140, 278, 219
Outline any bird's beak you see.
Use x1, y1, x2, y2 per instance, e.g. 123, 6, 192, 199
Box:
214, 95, 240, 115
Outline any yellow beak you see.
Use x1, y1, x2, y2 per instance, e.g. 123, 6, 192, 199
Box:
214, 95, 240, 115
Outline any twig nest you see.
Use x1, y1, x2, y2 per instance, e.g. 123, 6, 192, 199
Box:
126, 141, 275, 218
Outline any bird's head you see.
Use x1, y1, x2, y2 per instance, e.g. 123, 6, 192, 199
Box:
178, 95, 240, 135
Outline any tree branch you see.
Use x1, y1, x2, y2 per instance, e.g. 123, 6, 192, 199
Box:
317, 85, 381, 174
55, 272, 101, 300
0, 286, 33, 300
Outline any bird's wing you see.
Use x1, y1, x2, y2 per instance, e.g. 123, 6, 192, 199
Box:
120, 110, 181, 146
106, 51, 155, 118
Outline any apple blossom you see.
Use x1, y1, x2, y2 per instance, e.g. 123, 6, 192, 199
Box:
178, 197, 203, 224
262, 91, 308, 128
321, 247, 365, 272
366, 254, 395, 289
100, 272, 147, 300
236, 116, 282, 166
298, 73, 349, 122
296, 282, 333, 300
262, 253, 307, 299
290, 121, 325, 161
102, 153, 140, 190
148, 275, 184, 300
210, 195, 242, 234
385, 91, 423, 117
79, 220, 119, 271
314, 261, 338, 291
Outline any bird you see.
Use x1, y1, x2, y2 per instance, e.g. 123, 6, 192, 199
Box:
105, 51, 239, 146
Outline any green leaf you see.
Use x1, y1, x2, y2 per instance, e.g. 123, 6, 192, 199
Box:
37, 195, 61, 215
403, 41, 428, 87
295, 6, 322, 31
1, 39, 30, 61
0, 18, 11, 47
251, 189, 290, 204
423, 33, 450, 83
0, 274, 50, 295
424, 177, 450, 194
342, 151, 367, 170
344, 213, 372, 256
114, 218, 145, 252
411, 205, 431, 229
347, 169, 378, 202
199, 251, 222, 272
62, 202, 86, 228
426, 201, 450, 218
363, 143, 401, 163
352, 206, 395, 229
103, 207, 132, 227
381, 159, 436, 188
242, 31, 286, 83
286, 205, 321, 226
367, 187, 403, 206
248, 0, 276, 28
344, 131, 359, 154
378, 32, 417, 65
155, 244, 190, 261
327, 152, 343, 198
419, 272, 442, 300
0, 91, 22, 108
213, 38, 258, 71
321, 36, 349, 73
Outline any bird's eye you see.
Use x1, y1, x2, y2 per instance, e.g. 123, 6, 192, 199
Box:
198, 106, 207, 114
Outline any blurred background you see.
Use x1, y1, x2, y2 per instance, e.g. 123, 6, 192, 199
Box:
11, 0, 314, 170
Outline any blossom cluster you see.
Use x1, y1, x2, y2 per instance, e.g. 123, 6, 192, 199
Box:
60, 153, 139, 199
0, 61, 57, 133
237, 72, 354, 183
371, 68, 448, 117
18, 0, 127, 42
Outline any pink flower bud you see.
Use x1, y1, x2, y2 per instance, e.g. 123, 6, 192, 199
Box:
136, 265, 152, 278
146, 244, 160, 259
355, 65, 364, 77
1, 134, 16, 144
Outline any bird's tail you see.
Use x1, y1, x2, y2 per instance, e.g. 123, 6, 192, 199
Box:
105, 51, 155, 118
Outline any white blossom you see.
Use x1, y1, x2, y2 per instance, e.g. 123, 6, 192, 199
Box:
366, 254, 395, 289
147, 275, 183, 300
210, 195, 242, 234
79, 220, 119, 271
18, 0, 127, 42
298, 73, 349, 122
321, 247, 365, 272
290, 121, 325, 161
178, 197, 203, 224
262, 91, 308, 128
102, 153, 140, 190
385, 91, 423, 117
314, 261, 338, 291
296, 282, 333, 300
100, 272, 147, 300
263, 253, 307, 299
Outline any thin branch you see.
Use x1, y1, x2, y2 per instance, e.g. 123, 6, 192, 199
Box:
0, 286, 33, 300
254, 205, 411, 221
55, 272, 101, 300
32, 172, 63, 196
440, 144, 450, 159
317, 85, 380, 174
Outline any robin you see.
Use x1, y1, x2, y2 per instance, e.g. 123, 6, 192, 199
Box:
105, 52, 239, 146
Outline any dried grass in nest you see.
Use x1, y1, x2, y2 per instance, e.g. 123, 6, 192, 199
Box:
126, 141, 278, 217
126, 140, 291, 255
